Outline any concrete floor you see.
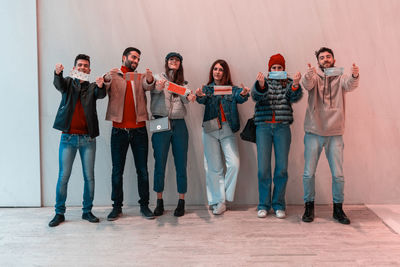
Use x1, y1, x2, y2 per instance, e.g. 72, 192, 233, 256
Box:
1, 205, 400, 267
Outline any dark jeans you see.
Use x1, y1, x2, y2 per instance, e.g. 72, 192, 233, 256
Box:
151, 119, 188, 194
111, 126, 150, 208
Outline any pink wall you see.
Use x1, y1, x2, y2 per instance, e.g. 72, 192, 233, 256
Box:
38, 0, 400, 205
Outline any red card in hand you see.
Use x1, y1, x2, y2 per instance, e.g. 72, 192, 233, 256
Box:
214, 85, 232, 95
167, 82, 187, 96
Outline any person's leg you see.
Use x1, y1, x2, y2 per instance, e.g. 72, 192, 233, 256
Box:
78, 136, 97, 221
271, 124, 291, 213
131, 126, 154, 219
110, 128, 129, 210
303, 132, 324, 203
171, 119, 189, 217
325, 135, 350, 224
171, 119, 189, 196
151, 128, 172, 197
219, 124, 239, 203
256, 124, 273, 212
202, 129, 224, 206
55, 134, 78, 215
151, 126, 172, 216
325, 135, 345, 204
302, 132, 324, 222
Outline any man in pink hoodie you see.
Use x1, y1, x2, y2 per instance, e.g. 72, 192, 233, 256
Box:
301, 47, 360, 224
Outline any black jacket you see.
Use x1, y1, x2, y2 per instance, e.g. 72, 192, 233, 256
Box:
53, 72, 106, 138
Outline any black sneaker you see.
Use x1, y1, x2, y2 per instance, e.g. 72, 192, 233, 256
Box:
302, 201, 314, 223
82, 212, 100, 223
140, 206, 155, 219
153, 199, 164, 216
107, 208, 122, 221
48, 214, 65, 227
174, 199, 185, 217
333, 203, 351, 225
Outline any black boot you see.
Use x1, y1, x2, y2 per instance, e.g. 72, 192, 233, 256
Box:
154, 199, 164, 216
333, 203, 351, 224
140, 205, 155, 220
48, 214, 65, 227
107, 207, 122, 221
174, 199, 185, 217
302, 201, 314, 223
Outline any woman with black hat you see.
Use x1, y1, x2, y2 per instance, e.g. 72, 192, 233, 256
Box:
145, 52, 195, 217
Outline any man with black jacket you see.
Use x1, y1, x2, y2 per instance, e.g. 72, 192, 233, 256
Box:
48, 54, 106, 227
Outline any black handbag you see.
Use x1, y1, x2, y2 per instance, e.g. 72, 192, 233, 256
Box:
240, 117, 256, 143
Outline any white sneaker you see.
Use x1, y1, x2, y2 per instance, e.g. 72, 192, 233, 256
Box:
257, 209, 267, 218
275, 210, 286, 219
213, 202, 226, 215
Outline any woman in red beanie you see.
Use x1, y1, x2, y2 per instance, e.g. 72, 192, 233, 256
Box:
251, 53, 303, 219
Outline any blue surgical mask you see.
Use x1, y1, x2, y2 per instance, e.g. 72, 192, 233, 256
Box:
268, 71, 287, 80
324, 67, 344, 77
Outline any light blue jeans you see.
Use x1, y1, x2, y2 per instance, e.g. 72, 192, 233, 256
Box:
55, 133, 96, 214
303, 132, 344, 203
203, 122, 239, 205
256, 123, 291, 211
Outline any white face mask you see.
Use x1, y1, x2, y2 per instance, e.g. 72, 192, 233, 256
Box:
69, 69, 90, 81
268, 71, 287, 80
324, 67, 344, 77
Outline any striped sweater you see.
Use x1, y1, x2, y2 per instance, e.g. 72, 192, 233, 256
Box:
251, 78, 302, 125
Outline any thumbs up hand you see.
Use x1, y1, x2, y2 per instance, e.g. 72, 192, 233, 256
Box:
351, 63, 359, 78
305, 63, 316, 79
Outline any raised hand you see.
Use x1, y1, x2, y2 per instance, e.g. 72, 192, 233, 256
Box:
256, 72, 265, 88
187, 92, 196, 102
55, 63, 64, 75
306, 63, 316, 78
155, 79, 167, 91
145, 68, 154, 83
351, 63, 359, 78
96, 77, 104, 87
240, 83, 250, 95
195, 87, 205, 97
293, 72, 302, 86
109, 68, 119, 75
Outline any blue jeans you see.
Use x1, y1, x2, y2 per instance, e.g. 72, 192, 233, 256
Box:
152, 119, 188, 194
55, 133, 96, 214
303, 132, 344, 203
256, 123, 291, 211
203, 122, 239, 205
111, 126, 150, 208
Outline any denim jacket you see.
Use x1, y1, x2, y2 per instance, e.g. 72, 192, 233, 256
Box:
53, 72, 106, 138
196, 83, 249, 133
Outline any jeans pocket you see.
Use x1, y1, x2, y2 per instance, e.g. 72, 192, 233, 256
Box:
136, 126, 148, 135
111, 127, 120, 136
61, 133, 72, 143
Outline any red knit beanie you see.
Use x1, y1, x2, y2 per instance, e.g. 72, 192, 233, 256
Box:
268, 53, 285, 71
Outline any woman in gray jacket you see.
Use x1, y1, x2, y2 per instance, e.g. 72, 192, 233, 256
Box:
146, 52, 195, 217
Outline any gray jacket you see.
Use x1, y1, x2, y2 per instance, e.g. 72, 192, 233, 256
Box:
145, 73, 190, 119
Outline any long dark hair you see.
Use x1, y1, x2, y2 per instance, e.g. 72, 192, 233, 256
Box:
165, 59, 185, 85
207, 59, 233, 86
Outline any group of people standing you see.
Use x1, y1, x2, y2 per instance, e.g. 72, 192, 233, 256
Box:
48, 46, 360, 227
